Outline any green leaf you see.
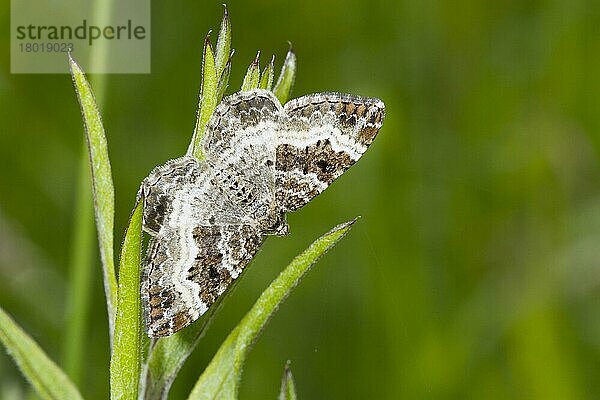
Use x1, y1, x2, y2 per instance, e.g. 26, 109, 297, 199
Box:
187, 219, 357, 400
189, 36, 218, 160
216, 51, 233, 103
259, 55, 275, 90
241, 52, 260, 91
69, 54, 117, 342
110, 200, 144, 400
0, 306, 84, 400
214, 5, 231, 81
278, 361, 297, 400
273, 46, 296, 104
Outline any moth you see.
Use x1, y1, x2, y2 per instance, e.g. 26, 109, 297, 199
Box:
139, 89, 385, 337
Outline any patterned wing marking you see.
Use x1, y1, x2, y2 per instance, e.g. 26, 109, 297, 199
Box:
139, 90, 385, 337
276, 93, 385, 212
142, 224, 263, 337
201, 89, 282, 157
140, 157, 200, 235
201, 90, 282, 221
139, 156, 247, 234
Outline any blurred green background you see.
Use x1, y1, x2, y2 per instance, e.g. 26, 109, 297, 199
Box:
2, 0, 600, 398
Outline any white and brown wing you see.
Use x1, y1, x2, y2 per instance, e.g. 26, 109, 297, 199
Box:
139, 90, 385, 337
276, 93, 385, 212
142, 224, 262, 337
200, 90, 282, 222
139, 156, 263, 337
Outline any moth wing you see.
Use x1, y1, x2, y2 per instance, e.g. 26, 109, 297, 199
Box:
140, 156, 247, 234
142, 224, 263, 337
276, 93, 385, 212
200, 89, 283, 220
139, 156, 262, 337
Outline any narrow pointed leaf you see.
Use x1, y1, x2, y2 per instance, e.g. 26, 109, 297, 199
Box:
273, 46, 296, 104
187, 219, 357, 400
278, 361, 297, 400
69, 54, 117, 341
110, 200, 144, 400
214, 5, 231, 80
0, 306, 83, 400
216, 52, 233, 103
259, 56, 275, 90
241, 52, 260, 91
189, 37, 218, 159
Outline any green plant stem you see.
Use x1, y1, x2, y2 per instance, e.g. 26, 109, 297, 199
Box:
63, 148, 95, 384
110, 200, 144, 400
